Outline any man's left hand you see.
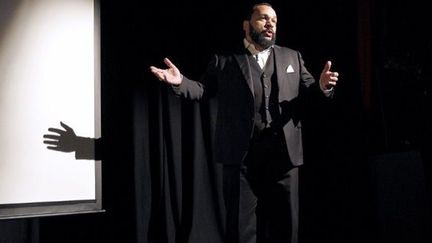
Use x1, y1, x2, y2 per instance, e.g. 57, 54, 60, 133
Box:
319, 60, 339, 90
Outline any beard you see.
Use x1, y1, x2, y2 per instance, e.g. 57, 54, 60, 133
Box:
249, 26, 276, 49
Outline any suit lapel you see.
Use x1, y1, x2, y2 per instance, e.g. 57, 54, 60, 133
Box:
234, 53, 254, 95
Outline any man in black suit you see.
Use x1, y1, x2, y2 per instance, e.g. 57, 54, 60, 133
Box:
150, 2, 338, 243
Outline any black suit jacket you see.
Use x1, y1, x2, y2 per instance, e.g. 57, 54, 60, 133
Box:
173, 45, 327, 166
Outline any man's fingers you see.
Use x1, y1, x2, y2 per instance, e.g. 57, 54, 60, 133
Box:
150, 66, 163, 75
149, 66, 160, 72
164, 58, 176, 69
150, 66, 166, 81
322, 60, 332, 73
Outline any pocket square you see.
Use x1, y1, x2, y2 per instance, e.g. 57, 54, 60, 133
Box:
286, 65, 295, 73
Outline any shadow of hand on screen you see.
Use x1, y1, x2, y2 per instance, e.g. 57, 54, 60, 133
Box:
43, 121, 99, 160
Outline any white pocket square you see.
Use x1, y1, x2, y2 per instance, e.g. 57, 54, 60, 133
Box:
286, 65, 295, 73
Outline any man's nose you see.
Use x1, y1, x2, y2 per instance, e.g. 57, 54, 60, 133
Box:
265, 21, 274, 28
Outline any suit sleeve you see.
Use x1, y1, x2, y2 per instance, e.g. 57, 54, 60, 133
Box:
289, 51, 325, 125
298, 51, 316, 88
172, 55, 219, 101
298, 51, 335, 98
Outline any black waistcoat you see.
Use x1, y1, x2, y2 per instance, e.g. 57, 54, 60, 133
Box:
248, 50, 280, 134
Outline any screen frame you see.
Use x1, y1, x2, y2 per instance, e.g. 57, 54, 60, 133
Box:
0, 0, 103, 220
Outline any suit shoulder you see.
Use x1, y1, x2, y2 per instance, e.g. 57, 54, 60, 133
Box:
274, 45, 299, 55
210, 51, 238, 64
205, 52, 235, 71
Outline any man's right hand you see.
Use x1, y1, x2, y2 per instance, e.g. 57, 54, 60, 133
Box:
149, 58, 182, 85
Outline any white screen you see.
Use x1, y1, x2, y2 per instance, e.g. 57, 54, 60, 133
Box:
0, 0, 97, 204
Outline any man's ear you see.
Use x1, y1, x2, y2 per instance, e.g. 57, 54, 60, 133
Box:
243, 20, 249, 32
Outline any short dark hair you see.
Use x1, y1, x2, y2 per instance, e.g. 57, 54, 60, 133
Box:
244, 2, 273, 21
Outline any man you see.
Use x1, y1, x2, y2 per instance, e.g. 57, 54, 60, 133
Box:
150, 3, 338, 243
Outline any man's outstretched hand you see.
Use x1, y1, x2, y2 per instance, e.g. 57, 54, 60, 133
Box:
149, 58, 183, 85
319, 60, 339, 90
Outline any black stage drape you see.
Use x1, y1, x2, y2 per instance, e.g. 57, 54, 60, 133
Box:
134, 80, 225, 243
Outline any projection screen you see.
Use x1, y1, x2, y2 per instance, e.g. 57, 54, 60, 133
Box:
0, 0, 102, 219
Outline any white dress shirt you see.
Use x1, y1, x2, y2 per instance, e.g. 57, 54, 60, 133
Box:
244, 39, 272, 69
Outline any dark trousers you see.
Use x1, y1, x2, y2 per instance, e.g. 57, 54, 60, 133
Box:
223, 128, 299, 243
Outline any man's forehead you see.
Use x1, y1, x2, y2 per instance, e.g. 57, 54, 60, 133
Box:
253, 5, 277, 18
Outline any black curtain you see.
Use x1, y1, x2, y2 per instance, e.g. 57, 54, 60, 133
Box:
134, 75, 225, 243
131, 1, 231, 242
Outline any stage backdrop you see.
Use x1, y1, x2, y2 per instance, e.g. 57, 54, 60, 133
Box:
0, 0, 101, 219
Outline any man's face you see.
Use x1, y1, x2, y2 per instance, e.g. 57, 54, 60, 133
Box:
245, 5, 277, 50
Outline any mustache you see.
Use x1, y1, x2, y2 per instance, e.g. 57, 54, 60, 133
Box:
250, 27, 276, 40
264, 28, 274, 34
